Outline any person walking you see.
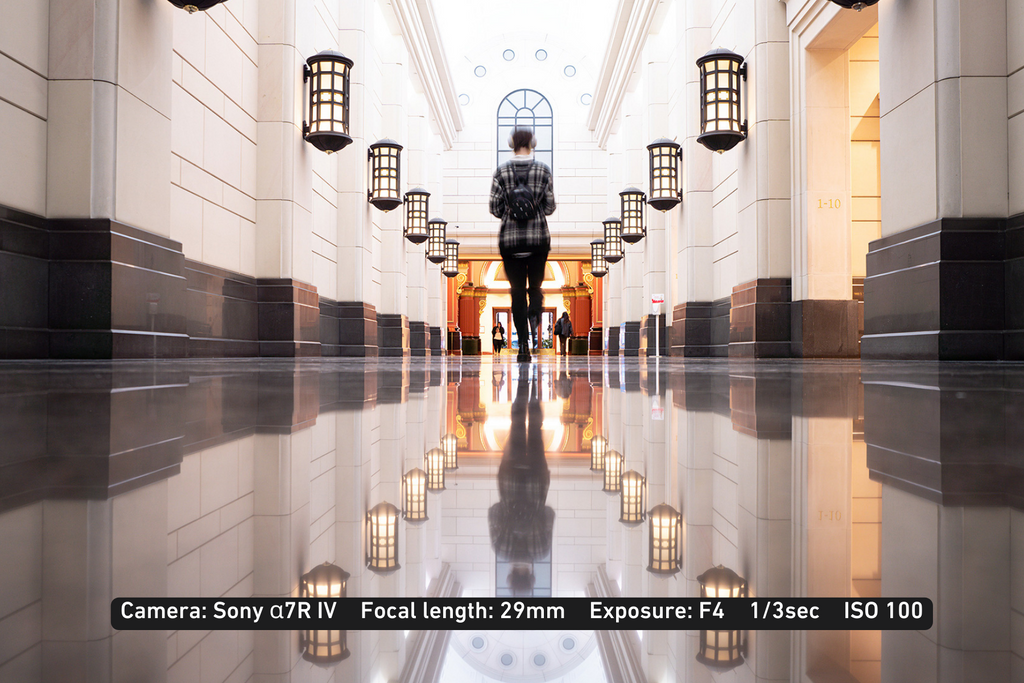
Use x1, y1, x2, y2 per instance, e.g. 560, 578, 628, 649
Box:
492, 321, 505, 355
554, 311, 572, 356
489, 127, 556, 363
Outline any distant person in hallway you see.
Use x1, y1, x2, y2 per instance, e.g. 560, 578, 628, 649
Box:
554, 311, 572, 356
489, 127, 556, 363
492, 321, 505, 354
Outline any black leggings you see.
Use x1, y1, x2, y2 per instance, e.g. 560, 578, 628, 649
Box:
501, 249, 548, 351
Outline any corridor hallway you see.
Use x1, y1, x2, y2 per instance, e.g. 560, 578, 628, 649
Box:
0, 355, 1021, 682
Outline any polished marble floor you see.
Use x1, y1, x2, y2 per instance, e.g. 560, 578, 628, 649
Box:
0, 356, 1021, 683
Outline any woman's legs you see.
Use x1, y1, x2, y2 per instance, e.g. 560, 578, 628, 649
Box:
502, 254, 531, 357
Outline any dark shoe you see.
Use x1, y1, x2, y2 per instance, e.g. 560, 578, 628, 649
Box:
517, 349, 531, 362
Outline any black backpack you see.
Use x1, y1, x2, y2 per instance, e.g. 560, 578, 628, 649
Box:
507, 164, 538, 222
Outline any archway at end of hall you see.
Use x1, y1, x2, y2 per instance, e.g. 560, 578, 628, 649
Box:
446, 260, 604, 356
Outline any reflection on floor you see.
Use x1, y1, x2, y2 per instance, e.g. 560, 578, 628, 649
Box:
0, 357, 1021, 683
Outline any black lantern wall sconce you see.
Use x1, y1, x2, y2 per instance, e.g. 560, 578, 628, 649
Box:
603, 449, 624, 493
696, 48, 747, 154
441, 433, 459, 470
829, 0, 878, 9
426, 218, 447, 263
299, 563, 350, 665
590, 435, 608, 471
425, 447, 446, 491
368, 139, 403, 211
442, 239, 460, 278
695, 565, 748, 672
403, 468, 428, 522
647, 503, 682, 574
303, 50, 354, 154
602, 217, 624, 263
590, 239, 608, 278
366, 502, 401, 572
647, 138, 682, 211
404, 188, 430, 244
620, 470, 646, 524
168, 0, 227, 12
620, 188, 646, 243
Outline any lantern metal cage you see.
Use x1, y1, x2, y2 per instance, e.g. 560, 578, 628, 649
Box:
301, 629, 350, 667
620, 188, 646, 243
426, 219, 447, 263
697, 565, 748, 599
168, 0, 226, 12
603, 449, 624, 493
828, 0, 878, 9
300, 562, 350, 600
647, 138, 682, 211
368, 139, 403, 211
620, 470, 647, 524
303, 50, 354, 154
696, 48, 748, 154
366, 502, 401, 572
590, 239, 608, 278
696, 629, 744, 671
590, 435, 608, 471
404, 188, 430, 244
441, 433, 459, 470
403, 468, 428, 522
425, 447, 446, 491
442, 239, 460, 278
647, 503, 682, 574
602, 217, 624, 263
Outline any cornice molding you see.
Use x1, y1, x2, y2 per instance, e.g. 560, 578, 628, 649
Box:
399, 564, 462, 683
390, 0, 464, 150
587, 0, 661, 148
586, 565, 646, 683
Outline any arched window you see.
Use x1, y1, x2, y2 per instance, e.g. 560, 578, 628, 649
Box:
497, 89, 553, 169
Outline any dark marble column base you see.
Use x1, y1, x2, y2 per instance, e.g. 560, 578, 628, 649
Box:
378, 314, 410, 357
729, 279, 791, 358
791, 299, 860, 358
333, 302, 378, 357
863, 217, 1008, 360
606, 325, 620, 356
639, 313, 668, 357
588, 326, 603, 355
257, 279, 321, 357
187, 260, 259, 357
429, 326, 443, 354
409, 320, 430, 356
447, 328, 462, 355
620, 321, 641, 357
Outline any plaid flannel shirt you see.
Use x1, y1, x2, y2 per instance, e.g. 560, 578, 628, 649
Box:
489, 158, 556, 255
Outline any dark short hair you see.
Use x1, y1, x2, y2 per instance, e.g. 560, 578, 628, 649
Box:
510, 128, 535, 151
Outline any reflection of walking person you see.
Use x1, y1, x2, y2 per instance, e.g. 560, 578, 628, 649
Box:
492, 322, 505, 354
490, 127, 556, 363
554, 311, 572, 356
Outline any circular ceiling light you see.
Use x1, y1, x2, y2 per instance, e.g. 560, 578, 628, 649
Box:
561, 637, 576, 651
500, 653, 515, 667
458, 93, 470, 106
564, 65, 576, 77
536, 49, 548, 61
471, 636, 485, 650
581, 93, 592, 105
474, 65, 486, 77
533, 654, 547, 667
503, 49, 515, 61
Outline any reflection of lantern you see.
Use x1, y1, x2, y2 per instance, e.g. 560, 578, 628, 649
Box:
602, 217, 624, 263
590, 239, 608, 278
368, 139, 403, 211
647, 138, 682, 211
697, 565, 748, 598
441, 433, 459, 470
603, 449, 624, 493
590, 435, 607, 471
697, 629, 744, 671
303, 50, 354, 153
619, 470, 646, 524
404, 188, 430, 243
619, 188, 646, 243
647, 503, 681, 574
425, 447, 446, 491
366, 502, 401, 572
299, 562, 351, 665
168, 0, 226, 12
403, 468, 428, 522
696, 48, 747, 154
426, 218, 447, 263
442, 239, 460, 277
